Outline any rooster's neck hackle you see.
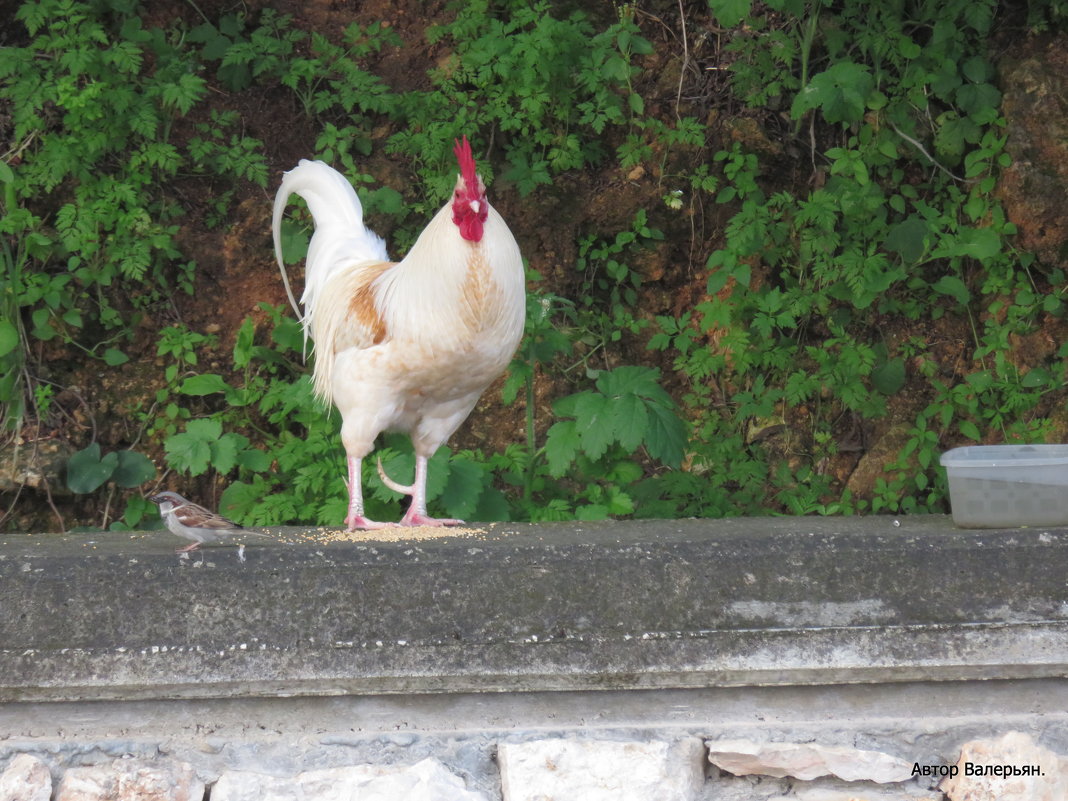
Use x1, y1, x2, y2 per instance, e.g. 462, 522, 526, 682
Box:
451, 135, 488, 243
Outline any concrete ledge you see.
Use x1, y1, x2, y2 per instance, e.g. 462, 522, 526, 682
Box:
2, 515, 1067, 701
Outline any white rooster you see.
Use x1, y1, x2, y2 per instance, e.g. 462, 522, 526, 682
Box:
272, 137, 525, 529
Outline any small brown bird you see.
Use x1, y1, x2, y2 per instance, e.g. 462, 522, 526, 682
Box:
149, 491, 249, 553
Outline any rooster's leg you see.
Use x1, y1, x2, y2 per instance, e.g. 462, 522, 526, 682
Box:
398, 455, 463, 527
345, 456, 395, 530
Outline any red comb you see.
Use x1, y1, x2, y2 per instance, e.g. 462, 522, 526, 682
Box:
453, 136, 478, 187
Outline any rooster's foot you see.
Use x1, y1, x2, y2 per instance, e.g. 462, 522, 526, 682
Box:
399, 512, 464, 527
346, 515, 398, 531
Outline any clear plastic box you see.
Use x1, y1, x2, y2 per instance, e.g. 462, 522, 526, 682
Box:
940, 444, 1068, 528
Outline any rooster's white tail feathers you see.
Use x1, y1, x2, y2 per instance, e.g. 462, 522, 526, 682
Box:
272, 160, 390, 342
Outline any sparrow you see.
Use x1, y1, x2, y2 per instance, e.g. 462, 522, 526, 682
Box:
149, 491, 252, 553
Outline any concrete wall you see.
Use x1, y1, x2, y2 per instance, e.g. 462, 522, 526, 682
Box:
1, 516, 1067, 799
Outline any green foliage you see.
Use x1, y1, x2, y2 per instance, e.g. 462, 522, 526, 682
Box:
574, 210, 663, 353
635, 0, 1067, 518
148, 302, 688, 527
547, 367, 687, 475
4, 0, 1063, 531
0, 0, 269, 437
66, 443, 155, 494
389, 0, 651, 199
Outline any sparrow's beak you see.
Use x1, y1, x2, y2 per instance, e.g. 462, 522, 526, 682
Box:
148, 494, 164, 504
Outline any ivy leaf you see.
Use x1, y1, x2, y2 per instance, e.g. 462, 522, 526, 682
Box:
67, 444, 118, 494
871, 358, 906, 396
112, 450, 156, 488
67, 446, 119, 495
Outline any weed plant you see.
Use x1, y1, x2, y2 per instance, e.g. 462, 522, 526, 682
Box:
1, 0, 1065, 529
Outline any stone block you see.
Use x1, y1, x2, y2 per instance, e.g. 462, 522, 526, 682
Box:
0, 754, 52, 801
210, 758, 486, 801
940, 731, 1068, 801
768, 787, 941, 801
54, 758, 202, 801
498, 737, 704, 801
707, 740, 912, 783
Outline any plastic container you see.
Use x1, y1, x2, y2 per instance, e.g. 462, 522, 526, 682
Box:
940, 444, 1068, 528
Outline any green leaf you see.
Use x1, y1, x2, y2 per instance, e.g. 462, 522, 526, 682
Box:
180, 374, 231, 396
932, 275, 971, 306
707, 0, 752, 27
112, 450, 156, 488
473, 486, 511, 522
279, 219, 310, 265
219, 480, 264, 522
102, 348, 129, 366
871, 358, 906, 396
644, 403, 687, 467
165, 419, 223, 476
545, 420, 581, 477
237, 448, 272, 472
575, 392, 614, 461
210, 433, 243, 474
234, 317, 255, 368
0, 320, 18, 358
576, 504, 609, 521
165, 434, 213, 476
67, 444, 118, 494
272, 315, 305, 353
441, 458, 485, 520
1021, 367, 1052, 389
956, 227, 1001, 260
791, 61, 874, 125
883, 216, 928, 263
611, 392, 648, 452
959, 420, 982, 441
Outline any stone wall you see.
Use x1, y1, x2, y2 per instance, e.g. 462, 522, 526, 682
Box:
1, 516, 1067, 799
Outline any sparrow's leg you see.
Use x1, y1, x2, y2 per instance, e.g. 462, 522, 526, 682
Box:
397, 454, 463, 527
175, 542, 201, 553
345, 456, 396, 530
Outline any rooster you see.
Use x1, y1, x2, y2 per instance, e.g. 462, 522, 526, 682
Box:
272, 137, 525, 529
